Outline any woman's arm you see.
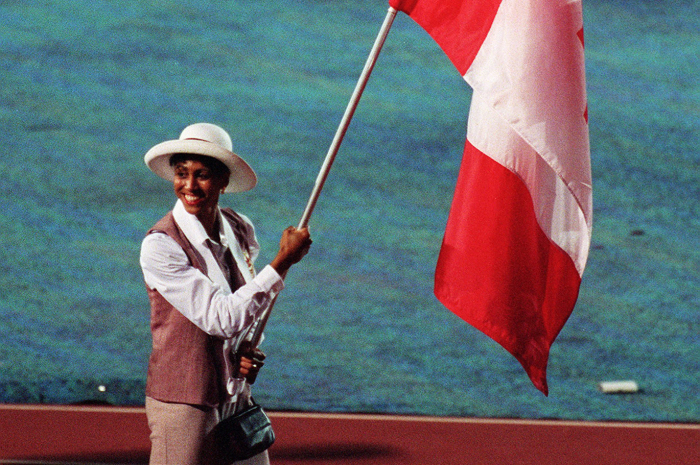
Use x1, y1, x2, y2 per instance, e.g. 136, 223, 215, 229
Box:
140, 233, 285, 339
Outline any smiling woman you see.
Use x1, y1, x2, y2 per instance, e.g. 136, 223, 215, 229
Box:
139, 122, 312, 464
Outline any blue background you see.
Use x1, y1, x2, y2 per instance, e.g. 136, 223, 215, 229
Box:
1, 0, 698, 422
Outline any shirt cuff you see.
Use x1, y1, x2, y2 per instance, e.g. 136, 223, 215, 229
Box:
255, 264, 285, 294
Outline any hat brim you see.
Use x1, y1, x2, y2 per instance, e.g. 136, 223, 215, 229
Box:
144, 139, 257, 193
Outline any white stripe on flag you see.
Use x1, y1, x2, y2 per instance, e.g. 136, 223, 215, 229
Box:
464, 0, 592, 275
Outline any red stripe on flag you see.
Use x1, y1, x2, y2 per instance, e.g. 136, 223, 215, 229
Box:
389, 0, 502, 74
435, 141, 582, 395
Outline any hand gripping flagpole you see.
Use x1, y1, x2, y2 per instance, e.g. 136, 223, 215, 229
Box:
248, 7, 398, 349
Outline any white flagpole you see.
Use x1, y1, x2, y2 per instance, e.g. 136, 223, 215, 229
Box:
248, 7, 398, 348
296, 6, 398, 229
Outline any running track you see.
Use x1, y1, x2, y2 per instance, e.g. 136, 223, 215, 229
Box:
1, 404, 698, 464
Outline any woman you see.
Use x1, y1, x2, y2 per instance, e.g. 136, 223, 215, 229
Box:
140, 122, 311, 464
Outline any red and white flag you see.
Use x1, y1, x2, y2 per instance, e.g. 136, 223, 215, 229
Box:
389, 0, 592, 394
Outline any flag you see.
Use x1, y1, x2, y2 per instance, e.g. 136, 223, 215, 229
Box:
389, 0, 592, 395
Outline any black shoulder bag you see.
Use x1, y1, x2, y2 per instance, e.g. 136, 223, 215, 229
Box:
214, 397, 275, 461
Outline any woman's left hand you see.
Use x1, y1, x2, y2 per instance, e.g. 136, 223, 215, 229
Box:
235, 343, 266, 384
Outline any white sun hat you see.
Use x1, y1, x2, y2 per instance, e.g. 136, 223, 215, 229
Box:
144, 122, 257, 193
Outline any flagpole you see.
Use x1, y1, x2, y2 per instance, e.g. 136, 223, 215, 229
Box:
296, 6, 398, 229
248, 7, 398, 349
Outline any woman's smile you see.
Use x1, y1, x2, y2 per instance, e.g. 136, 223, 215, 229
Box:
182, 193, 205, 206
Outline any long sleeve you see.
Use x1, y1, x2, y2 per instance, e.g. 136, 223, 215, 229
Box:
140, 232, 284, 339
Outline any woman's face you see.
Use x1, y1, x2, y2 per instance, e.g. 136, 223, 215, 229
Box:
172, 158, 229, 222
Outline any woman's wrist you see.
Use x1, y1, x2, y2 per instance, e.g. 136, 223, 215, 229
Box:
270, 254, 292, 276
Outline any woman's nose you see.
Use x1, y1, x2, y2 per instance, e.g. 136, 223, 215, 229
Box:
184, 175, 196, 189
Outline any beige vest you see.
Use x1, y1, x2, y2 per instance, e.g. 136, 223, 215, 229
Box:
145, 209, 248, 407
